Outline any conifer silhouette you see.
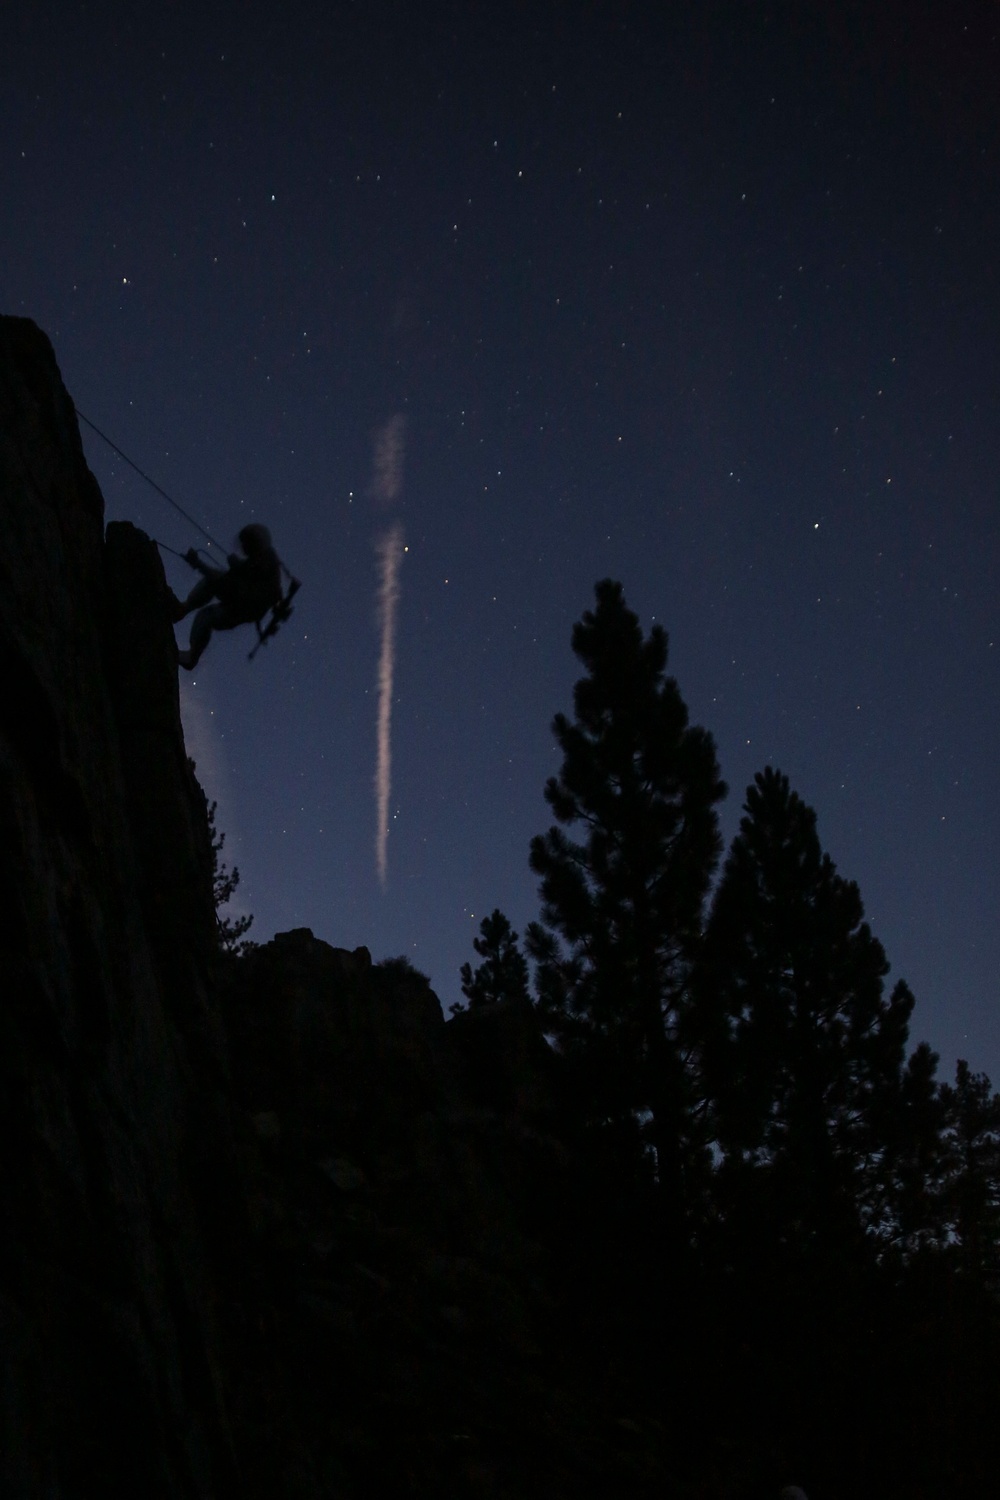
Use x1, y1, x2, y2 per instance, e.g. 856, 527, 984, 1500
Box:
700, 766, 916, 1251
207, 798, 255, 955
526, 579, 726, 1218
459, 909, 531, 1009
940, 1059, 1000, 1286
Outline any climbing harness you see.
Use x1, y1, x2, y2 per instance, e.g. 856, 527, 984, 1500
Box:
75, 406, 302, 661
174, 543, 301, 660
249, 569, 301, 661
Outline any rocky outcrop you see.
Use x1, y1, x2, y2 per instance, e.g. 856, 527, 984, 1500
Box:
218, 931, 590, 1499
0, 316, 238, 1498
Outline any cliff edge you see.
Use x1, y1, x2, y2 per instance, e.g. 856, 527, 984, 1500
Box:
0, 318, 243, 1495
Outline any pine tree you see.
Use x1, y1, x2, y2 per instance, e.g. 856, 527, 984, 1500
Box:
940, 1060, 1000, 1286
458, 909, 531, 1010
526, 579, 726, 1216
868, 1039, 950, 1258
207, 799, 254, 956
700, 766, 916, 1251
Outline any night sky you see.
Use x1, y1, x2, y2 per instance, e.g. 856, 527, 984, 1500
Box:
6, 2, 999, 1083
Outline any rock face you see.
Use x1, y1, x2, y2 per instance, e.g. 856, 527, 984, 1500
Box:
0, 317, 239, 1495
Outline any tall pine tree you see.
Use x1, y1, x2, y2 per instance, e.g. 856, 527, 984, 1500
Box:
940, 1060, 1000, 1287
700, 766, 917, 1253
526, 580, 726, 1219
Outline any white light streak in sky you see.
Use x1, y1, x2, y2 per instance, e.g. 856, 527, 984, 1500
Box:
370, 414, 408, 885
374, 521, 405, 886
371, 413, 407, 507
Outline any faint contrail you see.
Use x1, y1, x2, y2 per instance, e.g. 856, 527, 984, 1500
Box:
374, 520, 405, 887
371, 413, 407, 507
371, 414, 408, 885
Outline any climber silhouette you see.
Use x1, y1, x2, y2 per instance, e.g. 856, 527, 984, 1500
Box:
172, 523, 283, 669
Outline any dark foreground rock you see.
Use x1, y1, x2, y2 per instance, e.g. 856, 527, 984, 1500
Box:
0, 316, 237, 1495
219, 931, 658, 1500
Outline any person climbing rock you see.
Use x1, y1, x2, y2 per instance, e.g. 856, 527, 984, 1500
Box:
171, 523, 282, 669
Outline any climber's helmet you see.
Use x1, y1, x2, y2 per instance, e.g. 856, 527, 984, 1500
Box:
238, 523, 273, 557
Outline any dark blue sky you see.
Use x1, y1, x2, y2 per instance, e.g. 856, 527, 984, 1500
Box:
6, 1, 999, 1082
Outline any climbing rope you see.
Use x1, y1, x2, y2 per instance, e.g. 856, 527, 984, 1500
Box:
75, 406, 302, 660
154, 538, 193, 561
74, 406, 225, 552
